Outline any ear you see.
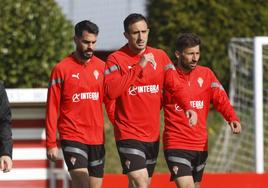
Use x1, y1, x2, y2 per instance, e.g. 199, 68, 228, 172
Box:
73, 36, 78, 44
175, 50, 181, 59
123, 32, 129, 40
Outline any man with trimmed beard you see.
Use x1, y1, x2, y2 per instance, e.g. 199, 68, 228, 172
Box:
46, 20, 114, 188
163, 33, 241, 188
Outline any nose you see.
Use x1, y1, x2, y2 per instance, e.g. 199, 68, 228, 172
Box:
88, 42, 94, 49
193, 53, 198, 61
138, 31, 143, 40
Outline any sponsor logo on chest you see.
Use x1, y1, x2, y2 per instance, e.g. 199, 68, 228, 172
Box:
128, 84, 159, 96
174, 100, 204, 111
72, 92, 99, 102
190, 100, 204, 109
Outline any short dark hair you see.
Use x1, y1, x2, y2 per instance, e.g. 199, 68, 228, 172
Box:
175, 33, 201, 52
75, 20, 99, 37
123, 13, 148, 33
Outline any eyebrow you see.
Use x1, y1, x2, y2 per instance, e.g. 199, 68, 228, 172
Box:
82, 39, 97, 43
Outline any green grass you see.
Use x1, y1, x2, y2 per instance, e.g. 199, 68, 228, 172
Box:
104, 113, 121, 173
206, 108, 225, 151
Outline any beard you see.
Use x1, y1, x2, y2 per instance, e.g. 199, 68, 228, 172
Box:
78, 49, 93, 60
180, 58, 198, 71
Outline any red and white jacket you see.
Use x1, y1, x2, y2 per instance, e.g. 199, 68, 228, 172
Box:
46, 54, 114, 149
104, 45, 191, 142
163, 65, 240, 151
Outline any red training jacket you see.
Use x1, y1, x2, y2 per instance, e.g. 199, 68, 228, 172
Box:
104, 45, 191, 142
46, 54, 114, 149
163, 65, 240, 151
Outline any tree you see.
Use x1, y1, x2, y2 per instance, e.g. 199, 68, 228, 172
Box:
0, 0, 73, 88
147, 0, 268, 89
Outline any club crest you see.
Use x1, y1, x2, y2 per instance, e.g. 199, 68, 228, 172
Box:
173, 166, 179, 175
125, 160, 131, 169
197, 77, 204, 87
93, 70, 99, 80
70, 156, 76, 166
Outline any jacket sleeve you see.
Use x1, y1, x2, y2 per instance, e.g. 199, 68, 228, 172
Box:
210, 70, 240, 122
0, 83, 12, 158
103, 96, 115, 125
162, 52, 191, 111
45, 66, 63, 149
104, 55, 143, 99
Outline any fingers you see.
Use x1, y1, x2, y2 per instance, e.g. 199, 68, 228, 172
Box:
189, 116, 197, 126
146, 53, 156, 69
230, 121, 241, 134
186, 110, 197, 127
0, 157, 12, 173
47, 153, 57, 162
139, 53, 156, 69
139, 56, 148, 68
185, 111, 190, 118
5, 159, 12, 173
47, 147, 59, 162
0, 158, 3, 171
3, 164, 11, 173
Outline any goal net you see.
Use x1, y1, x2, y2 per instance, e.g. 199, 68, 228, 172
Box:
206, 38, 268, 172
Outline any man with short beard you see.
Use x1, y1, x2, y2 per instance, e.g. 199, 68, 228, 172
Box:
163, 33, 241, 188
46, 20, 114, 188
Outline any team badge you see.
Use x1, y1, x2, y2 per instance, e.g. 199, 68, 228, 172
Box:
172, 166, 179, 175
125, 160, 131, 169
70, 156, 76, 166
197, 77, 204, 87
93, 70, 99, 80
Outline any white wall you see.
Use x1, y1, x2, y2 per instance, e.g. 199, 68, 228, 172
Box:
55, 0, 147, 51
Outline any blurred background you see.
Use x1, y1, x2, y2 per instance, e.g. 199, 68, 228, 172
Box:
0, 0, 268, 187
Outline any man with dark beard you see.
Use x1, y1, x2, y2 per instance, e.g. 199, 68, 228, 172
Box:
46, 20, 114, 188
163, 33, 241, 188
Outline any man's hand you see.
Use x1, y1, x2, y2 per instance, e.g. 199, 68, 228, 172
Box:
229, 121, 241, 134
47, 147, 59, 162
0, 155, 12, 173
139, 53, 157, 69
185, 109, 198, 127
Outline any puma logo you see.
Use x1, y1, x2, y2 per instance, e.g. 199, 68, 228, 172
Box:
72, 73, 80, 79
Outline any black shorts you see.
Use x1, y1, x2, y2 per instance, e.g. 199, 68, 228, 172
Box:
116, 139, 159, 177
61, 140, 105, 178
164, 149, 208, 182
